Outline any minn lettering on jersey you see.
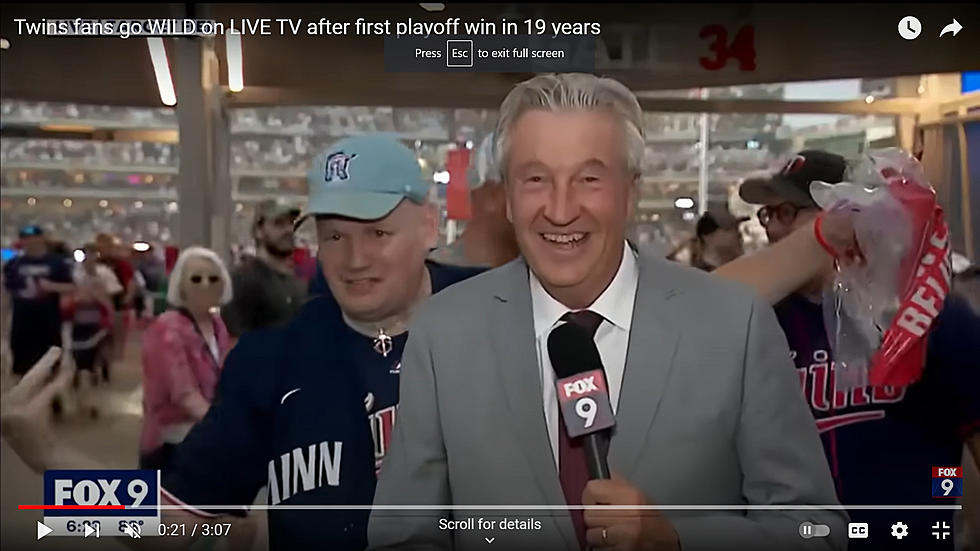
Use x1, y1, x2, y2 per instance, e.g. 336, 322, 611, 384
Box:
266, 441, 342, 506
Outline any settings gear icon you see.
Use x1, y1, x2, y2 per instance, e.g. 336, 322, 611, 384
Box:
891, 522, 909, 539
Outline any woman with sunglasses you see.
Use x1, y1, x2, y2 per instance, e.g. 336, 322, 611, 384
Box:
139, 246, 233, 470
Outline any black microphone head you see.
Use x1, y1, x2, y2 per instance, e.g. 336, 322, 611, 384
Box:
547, 322, 604, 379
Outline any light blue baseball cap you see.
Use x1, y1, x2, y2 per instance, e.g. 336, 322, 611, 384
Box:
301, 134, 430, 222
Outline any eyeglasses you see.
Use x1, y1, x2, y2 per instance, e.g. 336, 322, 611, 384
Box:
189, 274, 221, 285
757, 203, 805, 228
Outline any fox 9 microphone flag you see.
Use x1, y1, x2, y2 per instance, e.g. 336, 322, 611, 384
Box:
556, 370, 615, 438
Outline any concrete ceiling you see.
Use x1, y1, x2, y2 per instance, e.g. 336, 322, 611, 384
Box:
2, 3, 978, 108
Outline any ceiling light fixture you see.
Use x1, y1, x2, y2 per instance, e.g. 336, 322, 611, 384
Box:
674, 197, 695, 209
146, 38, 177, 106
226, 31, 244, 92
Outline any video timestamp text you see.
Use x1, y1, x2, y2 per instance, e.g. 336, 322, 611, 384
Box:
159, 523, 232, 537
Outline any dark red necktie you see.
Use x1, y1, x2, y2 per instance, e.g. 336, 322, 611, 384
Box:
557, 310, 604, 550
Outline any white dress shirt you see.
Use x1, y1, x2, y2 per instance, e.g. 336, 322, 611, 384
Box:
530, 241, 639, 469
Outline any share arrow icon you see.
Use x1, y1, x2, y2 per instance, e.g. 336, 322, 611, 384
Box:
940, 19, 963, 37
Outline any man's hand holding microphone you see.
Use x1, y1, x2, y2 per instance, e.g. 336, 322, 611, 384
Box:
583, 473, 679, 551
549, 322, 680, 551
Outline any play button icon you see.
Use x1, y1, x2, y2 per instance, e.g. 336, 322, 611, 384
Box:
37, 521, 53, 540
84, 523, 97, 538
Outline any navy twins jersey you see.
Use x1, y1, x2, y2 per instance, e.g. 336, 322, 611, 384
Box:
775, 294, 980, 549
3, 253, 72, 331
161, 261, 483, 551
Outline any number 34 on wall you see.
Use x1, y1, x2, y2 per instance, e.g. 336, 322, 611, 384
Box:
699, 25, 756, 71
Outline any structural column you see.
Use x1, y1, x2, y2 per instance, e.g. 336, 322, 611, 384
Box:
173, 35, 232, 262
697, 88, 710, 215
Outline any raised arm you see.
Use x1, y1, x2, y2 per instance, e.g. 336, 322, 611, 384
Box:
714, 210, 858, 304
0, 348, 218, 549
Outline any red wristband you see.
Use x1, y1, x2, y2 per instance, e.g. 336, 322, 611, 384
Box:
814, 213, 840, 258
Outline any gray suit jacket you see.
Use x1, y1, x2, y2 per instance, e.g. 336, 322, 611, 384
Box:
369, 254, 847, 551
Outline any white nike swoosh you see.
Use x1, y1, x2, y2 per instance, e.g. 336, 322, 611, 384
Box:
280, 388, 301, 404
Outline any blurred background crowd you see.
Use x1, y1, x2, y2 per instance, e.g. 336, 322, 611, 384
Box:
0, 86, 909, 260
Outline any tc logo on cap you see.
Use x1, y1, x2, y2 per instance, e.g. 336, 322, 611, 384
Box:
324, 152, 357, 183
781, 155, 806, 176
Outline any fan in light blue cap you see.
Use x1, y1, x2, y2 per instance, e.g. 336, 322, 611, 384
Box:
300, 133, 430, 223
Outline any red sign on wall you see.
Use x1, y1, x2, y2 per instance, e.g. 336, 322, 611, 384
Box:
446, 148, 472, 220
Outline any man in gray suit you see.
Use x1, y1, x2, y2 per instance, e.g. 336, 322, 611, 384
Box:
369, 73, 847, 551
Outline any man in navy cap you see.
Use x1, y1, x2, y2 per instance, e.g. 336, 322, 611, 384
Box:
0, 135, 484, 550
2, 225, 74, 376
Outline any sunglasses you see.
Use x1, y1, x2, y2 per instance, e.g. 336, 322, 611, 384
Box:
757, 203, 807, 228
189, 274, 221, 285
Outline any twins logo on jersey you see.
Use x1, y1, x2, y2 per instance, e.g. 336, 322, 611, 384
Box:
796, 349, 907, 433
324, 152, 356, 183
14, 264, 53, 299
17, 263, 54, 278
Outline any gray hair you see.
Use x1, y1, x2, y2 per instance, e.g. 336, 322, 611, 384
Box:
493, 73, 646, 180
166, 246, 233, 307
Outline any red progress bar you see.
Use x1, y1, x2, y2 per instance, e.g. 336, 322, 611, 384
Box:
19, 505, 126, 510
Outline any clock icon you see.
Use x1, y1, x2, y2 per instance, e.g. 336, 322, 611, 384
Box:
898, 16, 922, 40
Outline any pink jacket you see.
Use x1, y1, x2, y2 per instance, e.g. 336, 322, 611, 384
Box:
140, 310, 230, 453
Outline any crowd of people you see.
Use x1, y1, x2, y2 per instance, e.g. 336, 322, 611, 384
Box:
1, 73, 978, 551
3, 228, 162, 407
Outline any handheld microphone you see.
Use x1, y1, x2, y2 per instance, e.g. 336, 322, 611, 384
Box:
548, 322, 615, 480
